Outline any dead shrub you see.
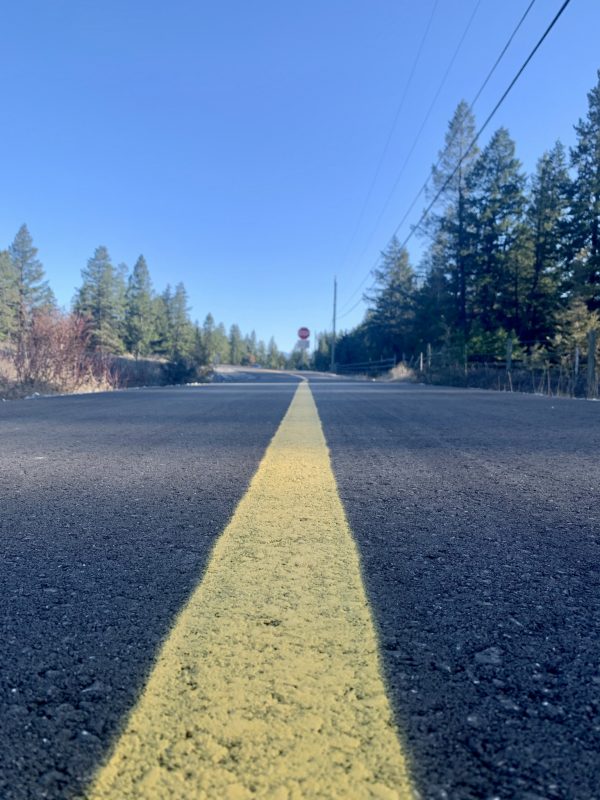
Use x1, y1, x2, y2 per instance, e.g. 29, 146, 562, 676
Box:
12, 311, 118, 394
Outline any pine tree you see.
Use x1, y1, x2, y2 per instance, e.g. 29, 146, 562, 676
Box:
256, 338, 267, 365
228, 324, 243, 364
245, 330, 258, 364
523, 142, 571, 343
74, 246, 126, 353
151, 286, 173, 356
125, 255, 155, 357
192, 321, 208, 367
0, 250, 18, 341
429, 101, 479, 340
201, 313, 216, 364
311, 332, 332, 371
465, 128, 527, 339
170, 282, 194, 360
364, 236, 416, 359
569, 70, 600, 311
8, 224, 55, 335
266, 336, 281, 369
213, 322, 230, 364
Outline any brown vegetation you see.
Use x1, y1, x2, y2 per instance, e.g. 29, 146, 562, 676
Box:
0, 311, 117, 399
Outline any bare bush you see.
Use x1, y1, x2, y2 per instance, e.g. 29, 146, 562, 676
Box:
12, 311, 117, 394
388, 363, 416, 381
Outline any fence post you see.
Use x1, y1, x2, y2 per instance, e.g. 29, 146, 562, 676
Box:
505, 336, 513, 392
427, 343, 432, 370
506, 336, 513, 373
419, 352, 424, 372
587, 329, 597, 399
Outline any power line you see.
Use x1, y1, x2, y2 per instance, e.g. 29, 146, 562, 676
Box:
338, 0, 566, 323
337, 0, 482, 313
470, 0, 537, 110
399, 0, 573, 251
336, 0, 440, 272
338, 0, 536, 315
388, 0, 538, 243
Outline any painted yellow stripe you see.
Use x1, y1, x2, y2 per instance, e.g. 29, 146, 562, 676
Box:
86, 382, 414, 800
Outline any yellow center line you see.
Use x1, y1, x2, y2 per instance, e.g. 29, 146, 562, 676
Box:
86, 382, 414, 799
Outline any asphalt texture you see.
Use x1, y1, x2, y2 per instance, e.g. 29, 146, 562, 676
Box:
0, 382, 297, 799
1, 375, 599, 799
312, 382, 600, 800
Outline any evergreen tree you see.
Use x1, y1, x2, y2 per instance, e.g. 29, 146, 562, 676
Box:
569, 70, 600, 311
266, 336, 282, 369
465, 128, 527, 339
522, 142, 571, 343
0, 250, 18, 341
429, 101, 479, 340
151, 285, 173, 356
364, 236, 416, 360
256, 338, 267, 365
228, 324, 243, 364
413, 254, 453, 351
125, 255, 155, 357
201, 313, 217, 364
244, 330, 258, 364
311, 332, 331, 371
8, 224, 55, 335
213, 322, 230, 364
170, 282, 194, 360
192, 321, 208, 367
74, 246, 125, 353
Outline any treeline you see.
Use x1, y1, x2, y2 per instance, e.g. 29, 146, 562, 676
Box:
320, 71, 600, 386
0, 229, 285, 391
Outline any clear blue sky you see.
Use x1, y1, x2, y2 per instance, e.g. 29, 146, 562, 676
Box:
1, 0, 598, 352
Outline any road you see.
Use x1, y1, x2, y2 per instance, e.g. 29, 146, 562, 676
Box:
1, 373, 599, 799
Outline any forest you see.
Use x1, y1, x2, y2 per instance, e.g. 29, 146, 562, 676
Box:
0, 231, 285, 395
3, 72, 600, 397
311, 71, 600, 396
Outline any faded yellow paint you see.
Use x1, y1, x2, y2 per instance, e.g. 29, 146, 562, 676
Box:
86, 382, 414, 799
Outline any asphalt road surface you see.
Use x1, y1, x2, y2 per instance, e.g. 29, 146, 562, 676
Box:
1, 375, 599, 799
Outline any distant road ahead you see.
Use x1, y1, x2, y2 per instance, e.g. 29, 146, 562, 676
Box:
1, 375, 599, 798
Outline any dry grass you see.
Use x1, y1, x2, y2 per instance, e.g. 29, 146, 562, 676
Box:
387, 363, 417, 381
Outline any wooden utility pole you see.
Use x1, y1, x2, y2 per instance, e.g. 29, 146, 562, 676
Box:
330, 276, 337, 373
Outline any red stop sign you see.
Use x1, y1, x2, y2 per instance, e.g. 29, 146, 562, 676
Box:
298, 327, 310, 340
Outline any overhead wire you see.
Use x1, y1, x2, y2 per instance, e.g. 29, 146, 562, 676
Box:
398, 0, 572, 251
337, 0, 559, 322
388, 0, 538, 244
337, 0, 482, 313
336, 0, 440, 272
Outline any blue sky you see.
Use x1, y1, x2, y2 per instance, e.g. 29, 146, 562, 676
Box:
1, 0, 598, 352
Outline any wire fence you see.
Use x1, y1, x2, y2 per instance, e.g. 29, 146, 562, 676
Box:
335, 357, 397, 376
412, 331, 598, 399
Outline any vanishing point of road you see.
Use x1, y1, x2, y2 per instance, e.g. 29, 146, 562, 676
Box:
1, 371, 599, 799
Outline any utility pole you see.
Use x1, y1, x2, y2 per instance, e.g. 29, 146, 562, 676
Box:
330, 276, 337, 373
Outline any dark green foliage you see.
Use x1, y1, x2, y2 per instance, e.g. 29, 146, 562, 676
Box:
330, 74, 600, 373
125, 255, 155, 357
362, 237, 416, 361
74, 246, 126, 353
569, 70, 600, 311
0, 250, 18, 341
465, 127, 528, 336
169, 282, 194, 360
228, 324, 244, 365
1, 229, 280, 389
522, 143, 571, 343
8, 225, 55, 334
266, 336, 284, 369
